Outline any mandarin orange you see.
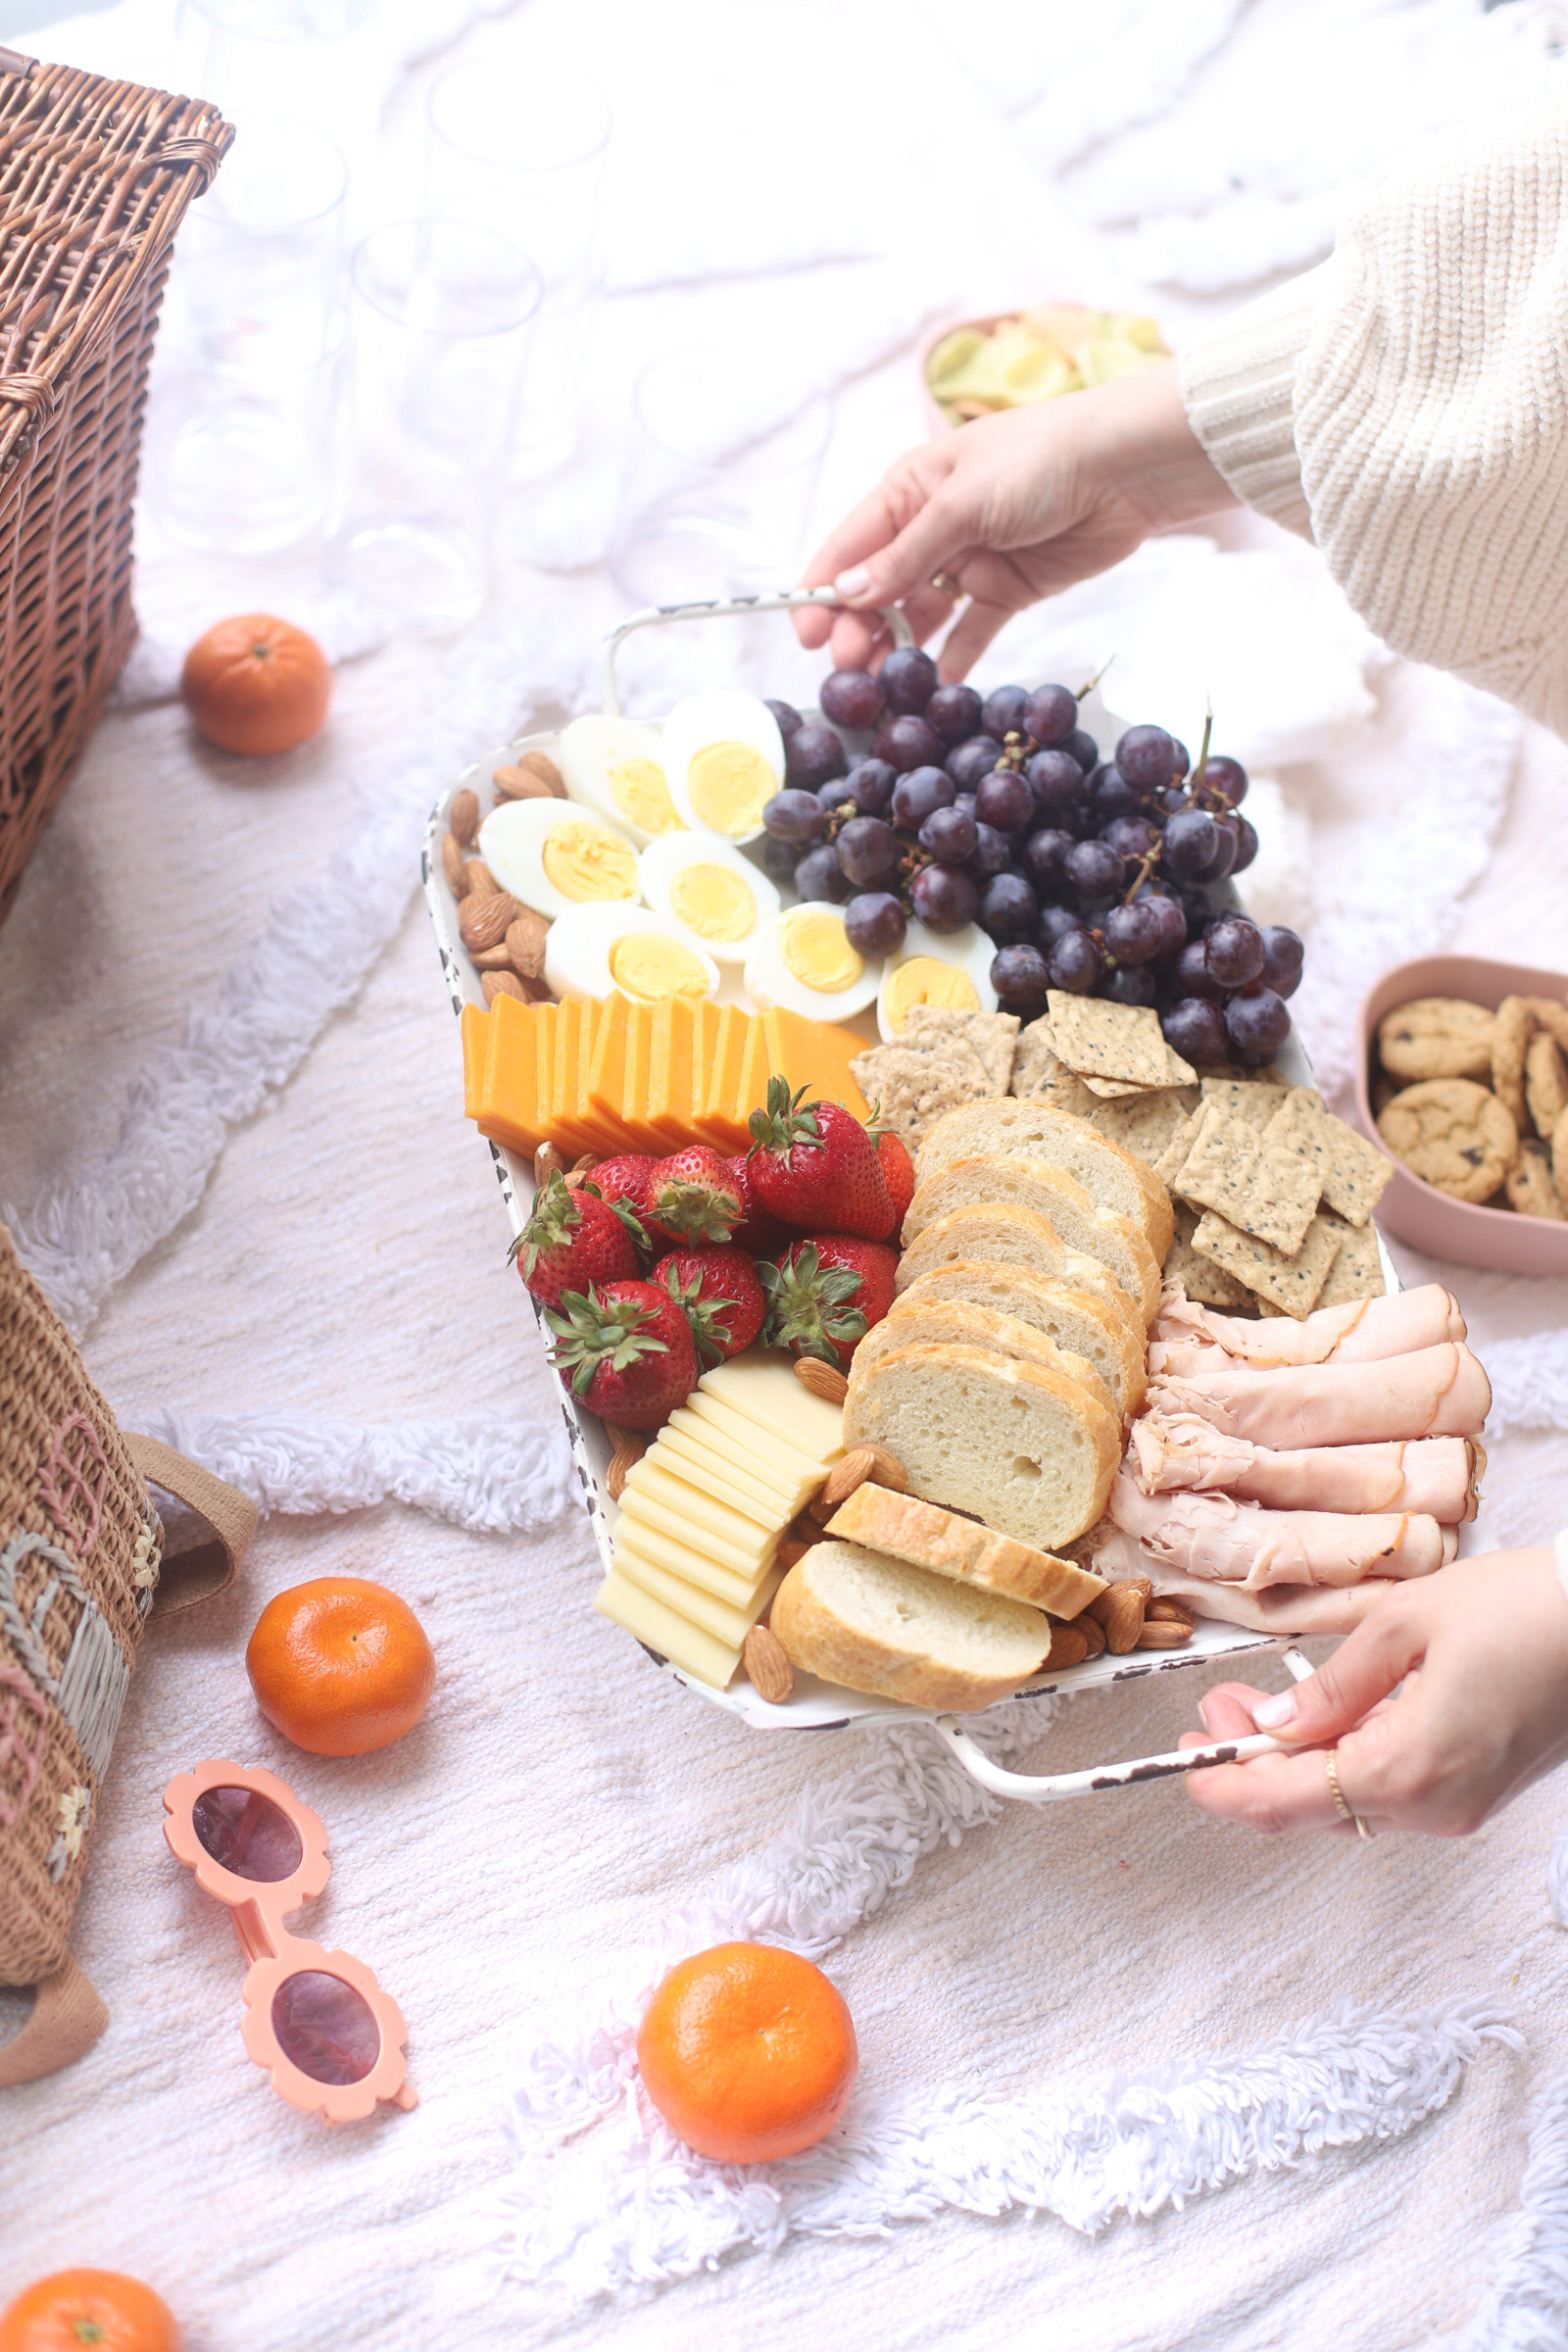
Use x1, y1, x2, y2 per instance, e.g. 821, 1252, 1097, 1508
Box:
0, 2269, 180, 2352
246, 1578, 435, 1757
181, 613, 330, 756
636, 1941, 858, 2164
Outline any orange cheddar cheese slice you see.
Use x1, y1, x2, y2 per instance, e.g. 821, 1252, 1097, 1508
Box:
588, 995, 632, 1147
703, 1007, 751, 1148
477, 996, 548, 1157
645, 997, 695, 1145
761, 1006, 871, 1124
574, 1000, 620, 1156
461, 1003, 492, 1124
687, 1000, 731, 1150
730, 1012, 774, 1142
619, 1003, 667, 1153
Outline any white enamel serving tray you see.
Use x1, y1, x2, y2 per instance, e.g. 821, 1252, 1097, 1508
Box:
423, 590, 1389, 1800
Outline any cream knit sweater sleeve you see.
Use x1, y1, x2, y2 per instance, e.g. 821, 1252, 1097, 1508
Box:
1178, 99, 1568, 736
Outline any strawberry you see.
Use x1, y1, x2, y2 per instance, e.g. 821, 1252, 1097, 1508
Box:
545, 1278, 698, 1431
643, 1143, 743, 1246
746, 1079, 895, 1241
510, 1171, 638, 1314
725, 1150, 788, 1256
652, 1244, 766, 1365
760, 1234, 899, 1370
863, 1101, 915, 1232
584, 1153, 657, 1225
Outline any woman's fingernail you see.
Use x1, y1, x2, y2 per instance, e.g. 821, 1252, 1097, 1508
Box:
834, 565, 872, 600
1198, 1695, 1217, 1733
1254, 1691, 1298, 1730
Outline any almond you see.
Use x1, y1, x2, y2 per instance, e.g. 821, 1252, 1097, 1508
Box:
743, 1622, 794, 1703
1086, 1575, 1152, 1631
1134, 1619, 1193, 1649
534, 1143, 566, 1190
787, 1512, 822, 1546
1146, 1597, 1195, 1628
1072, 1611, 1106, 1661
449, 787, 480, 846
506, 909, 549, 980
1101, 1583, 1149, 1655
441, 833, 469, 896
604, 1424, 648, 1500
459, 888, 518, 954
793, 1356, 848, 1406
820, 1446, 874, 1509
775, 1536, 816, 1570
469, 941, 514, 971
482, 971, 527, 1004
1046, 1622, 1090, 1669
465, 858, 501, 897
494, 750, 566, 801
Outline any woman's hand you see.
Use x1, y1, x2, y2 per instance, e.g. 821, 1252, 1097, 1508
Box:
794, 359, 1234, 677
1180, 1548, 1568, 1837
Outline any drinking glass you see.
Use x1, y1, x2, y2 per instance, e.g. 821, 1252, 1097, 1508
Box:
327, 220, 541, 635
612, 346, 834, 607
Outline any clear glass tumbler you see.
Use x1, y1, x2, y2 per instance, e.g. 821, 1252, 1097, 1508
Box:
327, 220, 541, 635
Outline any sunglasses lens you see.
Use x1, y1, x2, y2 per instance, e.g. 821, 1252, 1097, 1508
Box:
191, 1786, 303, 1883
271, 1970, 380, 2084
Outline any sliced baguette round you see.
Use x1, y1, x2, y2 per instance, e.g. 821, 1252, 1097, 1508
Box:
893, 1203, 1140, 1334
897, 1259, 1147, 1414
852, 1297, 1121, 1426
843, 1340, 1120, 1548
824, 1482, 1106, 1616
903, 1154, 1160, 1323
770, 1539, 1052, 1711
917, 1097, 1174, 1260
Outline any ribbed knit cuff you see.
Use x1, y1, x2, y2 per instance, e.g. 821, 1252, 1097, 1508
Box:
1177, 264, 1330, 541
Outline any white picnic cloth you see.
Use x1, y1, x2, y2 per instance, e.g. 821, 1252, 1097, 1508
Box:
4, 0, 1568, 2345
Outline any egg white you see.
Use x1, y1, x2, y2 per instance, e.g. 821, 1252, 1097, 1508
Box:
662, 690, 785, 845
543, 903, 720, 1004
478, 798, 643, 923
744, 901, 883, 1023
639, 832, 781, 963
876, 918, 1000, 1041
559, 713, 684, 848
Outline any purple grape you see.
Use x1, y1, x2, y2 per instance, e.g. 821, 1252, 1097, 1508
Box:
1102, 963, 1157, 1006
946, 734, 1004, 790
845, 892, 906, 956
1259, 924, 1304, 999
1170, 737, 1191, 779
1101, 814, 1160, 863
763, 788, 826, 844
979, 871, 1038, 943
974, 768, 1035, 836
1158, 785, 1189, 815
1102, 899, 1165, 967
1230, 815, 1259, 873
1163, 997, 1227, 1063
891, 764, 955, 829
1036, 903, 1087, 953
1065, 838, 1124, 901
872, 713, 944, 773
794, 844, 851, 903
1091, 764, 1145, 823
920, 804, 978, 865
819, 668, 885, 730
982, 683, 1031, 740
991, 944, 1052, 1015
1162, 808, 1219, 878
1022, 827, 1075, 893
1177, 884, 1219, 936
760, 832, 797, 884
1225, 984, 1291, 1062
965, 821, 1014, 880
1114, 724, 1177, 788
880, 646, 939, 714
1204, 914, 1265, 988
1190, 820, 1238, 885
910, 862, 979, 933
844, 756, 896, 815
1203, 754, 1249, 808
1024, 683, 1078, 746
1172, 938, 1224, 1002
1064, 727, 1100, 773
1024, 749, 1085, 820
1048, 928, 1104, 994
764, 698, 803, 741
1148, 894, 1189, 959
786, 722, 848, 789
818, 774, 860, 813
837, 814, 900, 886
926, 682, 983, 744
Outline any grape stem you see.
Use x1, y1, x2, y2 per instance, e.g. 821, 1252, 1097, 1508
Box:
1075, 656, 1114, 703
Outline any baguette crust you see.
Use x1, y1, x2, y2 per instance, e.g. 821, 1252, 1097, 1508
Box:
852, 1298, 1121, 1425
893, 1205, 1143, 1346
898, 1259, 1147, 1413
903, 1154, 1161, 1322
770, 1540, 1052, 1711
825, 1482, 1106, 1615
917, 1098, 1175, 1260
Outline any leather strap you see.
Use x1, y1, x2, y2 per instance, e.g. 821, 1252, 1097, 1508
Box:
124, 1434, 258, 1616
0, 1951, 107, 2085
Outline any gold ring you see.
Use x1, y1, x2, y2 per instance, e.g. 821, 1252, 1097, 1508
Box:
1326, 1748, 1373, 1838
929, 568, 961, 600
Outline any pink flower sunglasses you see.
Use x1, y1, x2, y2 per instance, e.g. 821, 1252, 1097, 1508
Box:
163, 1759, 416, 2123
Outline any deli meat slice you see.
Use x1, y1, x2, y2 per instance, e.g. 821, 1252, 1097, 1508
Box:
1150, 1283, 1465, 1377
1145, 1344, 1491, 1450
1077, 1522, 1404, 1634
1106, 1472, 1455, 1587
1129, 1413, 1482, 1521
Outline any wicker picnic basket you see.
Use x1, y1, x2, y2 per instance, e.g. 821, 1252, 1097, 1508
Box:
0, 46, 231, 925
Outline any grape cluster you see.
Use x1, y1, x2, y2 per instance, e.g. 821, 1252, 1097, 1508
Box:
759, 654, 1302, 1068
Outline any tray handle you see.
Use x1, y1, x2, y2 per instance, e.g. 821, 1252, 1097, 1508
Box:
936, 1644, 1316, 1803
599, 589, 914, 715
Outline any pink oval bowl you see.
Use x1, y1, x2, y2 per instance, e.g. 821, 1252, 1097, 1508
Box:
1355, 953, 1568, 1275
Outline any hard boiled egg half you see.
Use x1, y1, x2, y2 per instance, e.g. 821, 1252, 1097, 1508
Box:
876, 919, 1000, 1041
558, 714, 684, 847
662, 690, 784, 845
545, 904, 719, 1005
478, 799, 642, 923
639, 832, 780, 964
745, 902, 882, 1023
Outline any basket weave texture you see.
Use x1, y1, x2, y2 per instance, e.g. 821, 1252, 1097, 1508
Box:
0, 1224, 162, 1984
0, 46, 231, 924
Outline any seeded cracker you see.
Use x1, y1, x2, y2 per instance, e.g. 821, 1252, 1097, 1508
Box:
1192, 1209, 1344, 1317
849, 1041, 990, 1155
1200, 1077, 1290, 1130
1174, 1096, 1322, 1255
1312, 1214, 1389, 1304
1164, 1201, 1250, 1306
1011, 1022, 1099, 1113
902, 1004, 1019, 1094
1153, 1108, 1204, 1186
1082, 1074, 1152, 1101
1046, 993, 1174, 1088
1088, 1090, 1192, 1166
1315, 1112, 1394, 1226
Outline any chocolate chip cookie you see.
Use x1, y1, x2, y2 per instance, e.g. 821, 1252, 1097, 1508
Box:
1377, 997, 1495, 1082
1503, 1138, 1568, 1221
1526, 1027, 1568, 1141
1377, 1079, 1519, 1203
1492, 995, 1534, 1129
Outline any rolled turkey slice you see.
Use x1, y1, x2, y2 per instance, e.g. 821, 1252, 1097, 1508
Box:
1106, 1471, 1455, 1587
1145, 1344, 1491, 1450
1129, 1412, 1483, 1521
1149, 1283, 1465, 1378
1081, 1524, 1414, 1637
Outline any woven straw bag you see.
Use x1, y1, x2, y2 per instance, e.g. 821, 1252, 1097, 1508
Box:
0, 1223, 257, 2085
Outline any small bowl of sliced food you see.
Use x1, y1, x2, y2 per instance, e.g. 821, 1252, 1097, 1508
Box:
1356, 954, 1568, 1273
919, 303, 1170, 433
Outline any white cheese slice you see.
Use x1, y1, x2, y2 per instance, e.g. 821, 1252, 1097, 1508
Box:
651, 1426, 806, 1524
663, 1410, 814, 1508
615, 1542, 783, 1647
610, 1516, 760, 1605
700, 1354, 846, 1460
622, 1456, 781, 1541
593, 1569, 739, 1689
616, 1486, 775, 1577
684, 1390, 831, 1476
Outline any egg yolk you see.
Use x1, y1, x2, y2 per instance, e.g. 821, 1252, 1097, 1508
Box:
608, 933, 710, 1003
686, 740, 774, 836
608, 758, 682, 836
668, 860, 756, 943
780, 909, 862, 996
884, 956, 982, 1031
541, 819, 639, 903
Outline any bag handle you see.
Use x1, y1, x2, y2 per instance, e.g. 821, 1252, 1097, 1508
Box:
123, 1434, 259, 1616
0, 1951, 107, 2086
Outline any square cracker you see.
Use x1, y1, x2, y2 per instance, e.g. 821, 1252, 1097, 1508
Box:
1311, 1214, 1388, 1304
1046, 994, 1171, 1088
902, 1005, 1019, 1095
1163, 1201, 1250, 1306
1083, 1074, 1152, 1101
1174, 1096, 1322, 1256
1315, 1113, 1393, 1227
1153, 1107, 1205, 1186
1088, 1090, 1191, 1166
1192, 1209, 1343, 1318
1200, 1078, 1290, 1130
849, 1042, 990, 1155
1010, 1022, 1099, 1114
